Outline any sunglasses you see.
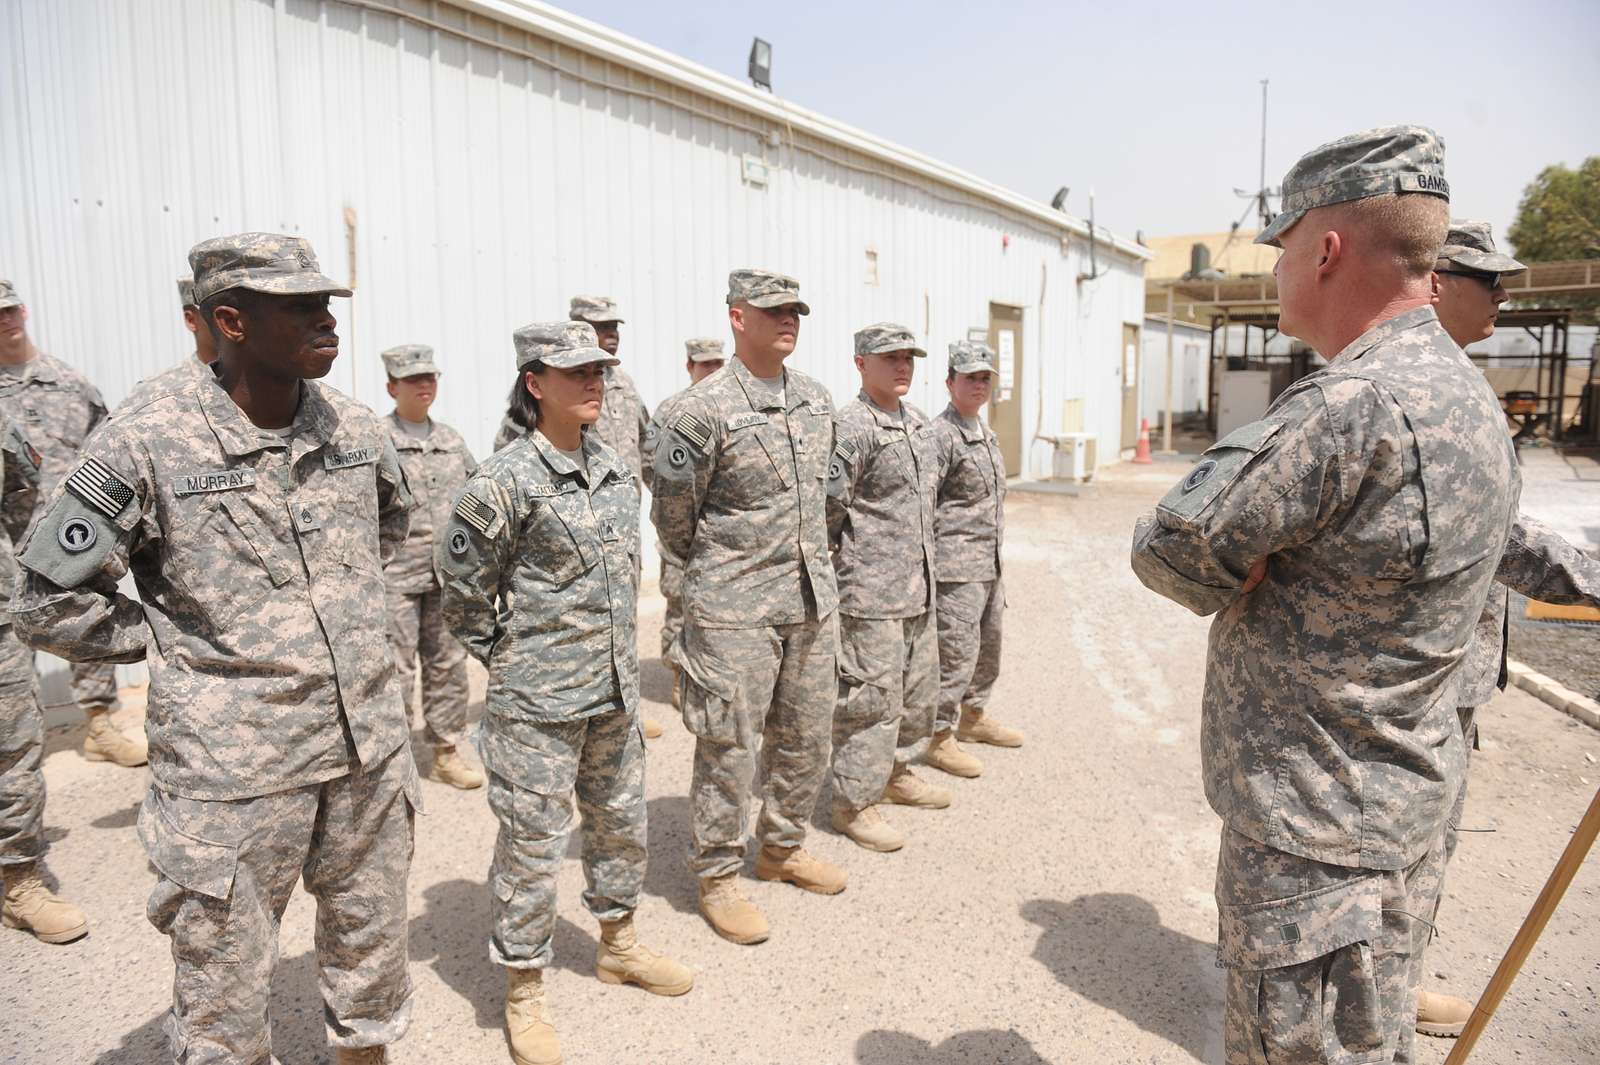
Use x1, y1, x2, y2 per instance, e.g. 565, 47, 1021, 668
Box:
1437, 268, 1503, 289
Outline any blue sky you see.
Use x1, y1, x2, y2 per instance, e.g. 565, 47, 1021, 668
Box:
556, 0, 1600, 248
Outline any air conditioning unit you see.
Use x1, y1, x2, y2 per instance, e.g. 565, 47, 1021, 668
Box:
1052, 433, 1097, 482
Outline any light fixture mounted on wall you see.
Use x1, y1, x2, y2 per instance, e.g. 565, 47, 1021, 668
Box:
748, 38, 772, 91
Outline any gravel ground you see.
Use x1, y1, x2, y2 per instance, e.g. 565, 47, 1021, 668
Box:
1508, 596, 1600, 703
2, 461, 1597, 1065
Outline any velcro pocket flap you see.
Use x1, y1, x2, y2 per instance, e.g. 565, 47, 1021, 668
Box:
1217, 874, 1381, 971
1159, 419, 1286, 525
136, 791, 239, 902
218, 495, 297, 588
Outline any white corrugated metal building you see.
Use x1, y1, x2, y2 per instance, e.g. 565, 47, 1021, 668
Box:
2, 0, 1149, 482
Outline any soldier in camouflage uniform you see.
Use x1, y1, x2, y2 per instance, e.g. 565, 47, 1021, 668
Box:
641, 337, 727, 714
0, 412, 86, 946
0, 280, 140, 767
651, 269, 846, 945
1410, 220, 1600, 1037
380, 344, 483, 791
825, 322, 946, 853
11, 235, 417, 1065
924, 340, 1021, 781
114, 278, 220, 415
438, 321, 692, 1065
1131, 128, 1520, 1065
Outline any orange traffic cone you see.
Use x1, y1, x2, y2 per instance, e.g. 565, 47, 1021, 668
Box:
1133, 418, 1153, 464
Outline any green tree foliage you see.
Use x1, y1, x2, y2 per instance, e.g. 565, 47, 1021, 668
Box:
1507, 158, 1600, 323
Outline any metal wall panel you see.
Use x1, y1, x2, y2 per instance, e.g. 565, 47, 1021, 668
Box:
1, 0, 1146, 475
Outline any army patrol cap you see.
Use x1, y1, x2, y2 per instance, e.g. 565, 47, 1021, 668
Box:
1438, 220, 1526, 276
1255, 125, 1449, 248
513, 321, 620, 372
726, 269, 810, 315
948, 339, 998, 375
569, 295, 624, 324
188, 232, 353, 304
685, 337, 726, 363
177, 278, 197, 308
0, 281, 21, 310
381, 344, 440, 379
854, 322, 926, 358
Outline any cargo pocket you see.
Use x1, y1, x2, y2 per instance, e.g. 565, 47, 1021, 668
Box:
1218, 876, 1386, 1064
137, 790, 242, 964
674, 629, 746, 746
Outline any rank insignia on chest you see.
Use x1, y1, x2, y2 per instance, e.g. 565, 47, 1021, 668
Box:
66, 457, 135, 517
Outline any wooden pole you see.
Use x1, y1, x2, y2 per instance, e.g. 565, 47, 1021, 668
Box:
1443, 782, 1600, 1064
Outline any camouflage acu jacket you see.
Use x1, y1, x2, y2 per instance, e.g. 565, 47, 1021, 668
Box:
929, 404, 1006, 583
1131, 306, 1519, 870
826, 392, 938, 618
10, 375, 413, 801
650, 356, 837, 628
593, 364, 650, 484
1462, 516, 1600, 706
385, 413, 476, 594
0, 349, 108, 542
114, 355, 213, 419
0, 416, 41, 612
438, 429, 639, 724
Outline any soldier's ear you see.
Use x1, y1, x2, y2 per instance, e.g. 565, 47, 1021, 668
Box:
211, 304, 248, 344
1428, 272, 1442, 304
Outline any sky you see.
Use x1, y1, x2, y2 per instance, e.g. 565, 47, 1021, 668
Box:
555, 0, 1600, 248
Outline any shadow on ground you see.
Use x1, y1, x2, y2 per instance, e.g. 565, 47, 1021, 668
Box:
640, 656, 675, 707
641, 794, 697, 914
1022, 894, 1219, 1064
857, 1027, 1054, 1064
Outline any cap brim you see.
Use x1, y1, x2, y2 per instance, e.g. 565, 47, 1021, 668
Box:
949, 361, 995, 375
395, 367, 441, 379
1442, 248, 1527, 275
0, 299, 20, 310
1254, 209, 1303, 247
236, 274, 353, 299
688, 353, 726, 363
572, 314, 625, 325
862, 344, 927, 358
745, 294, 811, 315
519, 347, 621, 370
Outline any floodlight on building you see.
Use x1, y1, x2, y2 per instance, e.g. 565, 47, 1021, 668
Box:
1050, 187, 1069, 211
748, 38, 772, 91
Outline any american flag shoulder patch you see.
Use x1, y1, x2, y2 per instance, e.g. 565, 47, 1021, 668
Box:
667, 411, 712, 453
833, 437, 859, 462
66, 457, 136, 518
453, 490, 499, 537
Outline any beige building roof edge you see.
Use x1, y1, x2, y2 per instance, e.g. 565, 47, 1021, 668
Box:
1145, 230, 1279, 281
455, 0, 1152, 262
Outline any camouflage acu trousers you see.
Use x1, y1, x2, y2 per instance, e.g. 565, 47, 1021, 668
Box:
479, 708, 646, 968
934, 579, 1004, 731
831, 612, 938, 811
677, 616, 836, 880
1216, 827, 1444, 1065
386, 587, 470, 748
659, 552, 684, 659
0, 625, 44, 865
138, 748, 418, 1065
69, 659, 118, 713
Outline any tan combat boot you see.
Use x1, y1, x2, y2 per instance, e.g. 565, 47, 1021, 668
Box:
82, 708, 147, 767
882, 764, 951, 809
641, 716, 665, 740
429, 745, 485, 790
697, 874, 770, 945
1416, 989, 1472, 1038
505, 967, 561, 1065
754, 845, 848, 895
1, 862, 88, 944
830, 802, 905, 852
335, 1047, 388, 1064
957, 706, 1024, 748
595, 915, 694, 995
924, 730, 983, 778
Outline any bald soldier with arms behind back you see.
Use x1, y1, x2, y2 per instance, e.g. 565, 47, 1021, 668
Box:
11, 234, 417, 1065
1132, 127, 1519, 1065
1409, 220, 1600, 1038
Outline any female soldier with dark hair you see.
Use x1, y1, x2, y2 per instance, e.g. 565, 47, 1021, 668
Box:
438, 322, 693, 1065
